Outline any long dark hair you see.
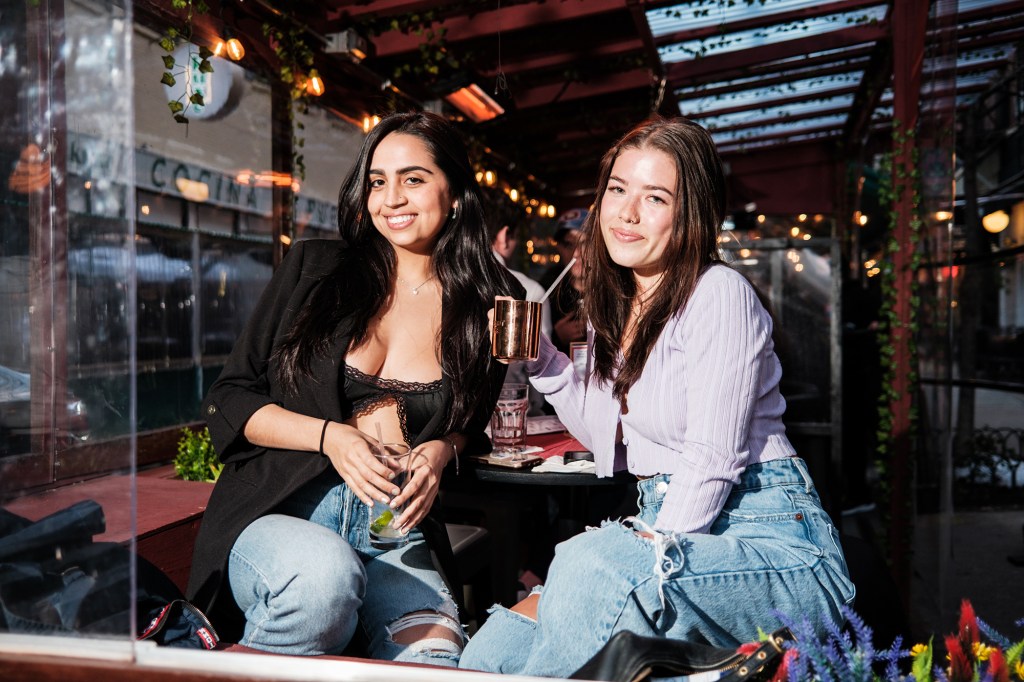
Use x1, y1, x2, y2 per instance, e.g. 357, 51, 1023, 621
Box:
583, 116, 726, 402
274, 111, 516, 433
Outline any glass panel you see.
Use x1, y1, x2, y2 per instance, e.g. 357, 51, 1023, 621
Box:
720, 229, 837, 510
1, 0, 135, 643
654, 5, 888, 63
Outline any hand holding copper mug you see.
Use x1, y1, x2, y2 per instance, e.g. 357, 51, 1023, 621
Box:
491, 257, 575, 362
492, 299, 543, 361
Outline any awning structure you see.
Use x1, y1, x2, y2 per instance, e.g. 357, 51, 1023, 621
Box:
136, 0, 1024, 211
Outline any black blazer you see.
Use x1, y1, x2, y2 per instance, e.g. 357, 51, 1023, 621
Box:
187, 239, 516, 639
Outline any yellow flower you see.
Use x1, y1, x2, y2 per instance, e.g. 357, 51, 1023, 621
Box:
911, 644, 929, 658
1014, 659, 1024, 680
972, 642, 994, 662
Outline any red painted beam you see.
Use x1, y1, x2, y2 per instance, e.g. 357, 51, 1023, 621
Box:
886, 0, 929, 608
666, 23, 888, 85
479, 37, 643, 76
366, 0, 627, 57
654, 0, 884, 46
513, 67, 653, 109
327, 0, 455, 21
719, 140, 837, 214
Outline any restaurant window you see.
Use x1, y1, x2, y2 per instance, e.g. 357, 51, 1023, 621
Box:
1, 0, 137, 647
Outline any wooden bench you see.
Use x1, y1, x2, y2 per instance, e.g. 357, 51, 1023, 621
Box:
4, 466, 491, 619
4, 465, 212, 593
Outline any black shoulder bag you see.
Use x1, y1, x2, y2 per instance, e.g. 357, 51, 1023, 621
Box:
570, 627, 794, 682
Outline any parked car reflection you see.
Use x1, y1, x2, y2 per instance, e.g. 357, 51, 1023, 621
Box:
0, 364, 90, 456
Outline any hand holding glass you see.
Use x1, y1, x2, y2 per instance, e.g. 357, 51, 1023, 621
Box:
368, 443, 412, 549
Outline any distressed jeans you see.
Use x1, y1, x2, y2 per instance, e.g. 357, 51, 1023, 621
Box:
460, 457, 855, 678
227, 471, 463, 664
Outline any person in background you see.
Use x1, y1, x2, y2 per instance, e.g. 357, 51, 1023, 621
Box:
487, 194, 552, 415
188, 111, 520, 664
539, 208, 587, 354
460, 116, 854, 678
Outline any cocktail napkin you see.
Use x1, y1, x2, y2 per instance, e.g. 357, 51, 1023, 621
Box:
532, 455, 596, 474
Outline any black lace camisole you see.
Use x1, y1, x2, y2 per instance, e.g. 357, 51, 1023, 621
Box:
342, 365, 444, 445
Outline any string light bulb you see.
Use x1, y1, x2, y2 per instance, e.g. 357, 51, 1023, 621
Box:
226, 38, 244, 60
982, 210, 1009, 233
305, 70, 325, 96
213, 36, 245, 61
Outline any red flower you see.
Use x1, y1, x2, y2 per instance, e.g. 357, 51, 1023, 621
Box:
946, 634, 974, 682
958, 599, 979, 657
770, 648, 797, 682
736, 642, 760, 657
987, 648, 1009, 682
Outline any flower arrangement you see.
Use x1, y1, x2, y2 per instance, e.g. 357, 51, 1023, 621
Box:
774, 601, 1023, 681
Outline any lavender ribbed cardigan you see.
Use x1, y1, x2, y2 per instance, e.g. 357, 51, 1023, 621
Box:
526, 264, 796, 534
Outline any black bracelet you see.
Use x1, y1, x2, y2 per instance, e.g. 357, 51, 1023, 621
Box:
319, 419, 331, 456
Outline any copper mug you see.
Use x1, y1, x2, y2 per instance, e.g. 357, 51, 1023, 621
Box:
492, 298, 542, 361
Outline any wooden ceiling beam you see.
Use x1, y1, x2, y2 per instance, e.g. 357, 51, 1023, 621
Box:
653, 0, 885, 46
512, 67, 654, 109
478, 37, 643, 77
666, 23, 887, 85
358, 0, 627, 57
327, 0, 461, 20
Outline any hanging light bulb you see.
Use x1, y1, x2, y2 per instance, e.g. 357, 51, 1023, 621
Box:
509, 188, 519, 203
225, 37, 245, 61
982, 210, 1009, 233
305, 69, 325, 96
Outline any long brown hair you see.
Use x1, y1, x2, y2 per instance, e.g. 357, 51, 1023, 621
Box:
582, 116, 726, 402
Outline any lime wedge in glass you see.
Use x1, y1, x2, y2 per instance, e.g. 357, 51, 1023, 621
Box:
370, 509, 394, 535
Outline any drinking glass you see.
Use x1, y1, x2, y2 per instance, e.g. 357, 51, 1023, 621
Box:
490, 383, 530, 460
367, 442, 412, 549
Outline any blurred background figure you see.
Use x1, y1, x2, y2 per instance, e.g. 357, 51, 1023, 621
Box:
540, 208, 587, 355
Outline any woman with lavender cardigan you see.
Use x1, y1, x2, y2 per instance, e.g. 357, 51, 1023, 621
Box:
460, 117, 855, 678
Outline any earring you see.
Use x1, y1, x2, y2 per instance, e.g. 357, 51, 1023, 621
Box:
450, 204, 458, 219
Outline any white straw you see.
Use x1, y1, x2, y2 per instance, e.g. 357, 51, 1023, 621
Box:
538, 257, 576, 304
375, 422, 385, 456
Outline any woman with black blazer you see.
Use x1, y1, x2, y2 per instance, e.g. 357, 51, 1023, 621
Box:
187, 111, 520, 664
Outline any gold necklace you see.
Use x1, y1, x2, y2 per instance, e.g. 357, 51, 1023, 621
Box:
396, 273, 435, 295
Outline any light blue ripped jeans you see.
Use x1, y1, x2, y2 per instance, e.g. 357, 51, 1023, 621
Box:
227, 471, 463, 665
460, 457, 855, 678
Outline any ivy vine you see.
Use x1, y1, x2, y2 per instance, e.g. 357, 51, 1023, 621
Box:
262, 19, 316, 181
874, 119, 923, 533
159, 0, 213, 124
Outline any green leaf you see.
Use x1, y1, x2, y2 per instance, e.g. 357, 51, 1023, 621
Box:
159, 37, 175, 52
198, 45, 214, 59
189, 92, 205, 106
198, 58, 214, 73
911, 639, 933, 682
162, 55, 176, 69
161, 72, 176, 87
168, 100, 184, 113
174, 114, 189, 124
